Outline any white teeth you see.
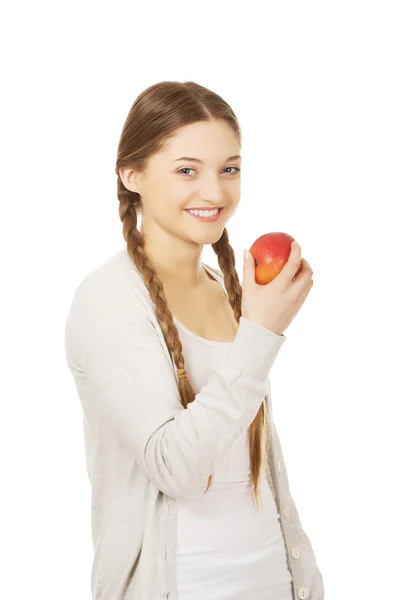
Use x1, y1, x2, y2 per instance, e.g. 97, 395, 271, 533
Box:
187, 208, 219, 217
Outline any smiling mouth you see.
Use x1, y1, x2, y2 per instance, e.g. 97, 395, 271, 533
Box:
184, 207, 224, 222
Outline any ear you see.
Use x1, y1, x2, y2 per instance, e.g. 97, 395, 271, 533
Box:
119, 166, 142, 194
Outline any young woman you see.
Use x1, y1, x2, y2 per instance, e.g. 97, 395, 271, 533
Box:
64, 80, 324, 600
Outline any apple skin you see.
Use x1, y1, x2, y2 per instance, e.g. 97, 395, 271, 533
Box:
249, 232, 302, 285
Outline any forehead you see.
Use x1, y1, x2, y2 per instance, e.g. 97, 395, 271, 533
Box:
156, 120, 240, 162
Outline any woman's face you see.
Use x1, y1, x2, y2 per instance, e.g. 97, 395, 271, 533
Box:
129, 119, 242, 247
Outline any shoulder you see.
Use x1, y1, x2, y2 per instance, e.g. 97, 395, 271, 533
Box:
73, 247, 139, 292
64, 249, 158, 366
65, 248, 149, 330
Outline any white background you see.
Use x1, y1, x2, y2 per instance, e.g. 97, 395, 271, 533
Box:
1, 1, 399, 599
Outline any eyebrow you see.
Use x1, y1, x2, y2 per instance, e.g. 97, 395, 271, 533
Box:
173, 155, 241, 164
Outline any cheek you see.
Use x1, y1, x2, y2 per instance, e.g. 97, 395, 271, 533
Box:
148, 181, 182, 211
163, 178, 189, 204
173, 188, 194, 212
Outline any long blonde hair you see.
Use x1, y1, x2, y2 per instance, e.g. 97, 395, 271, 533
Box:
115, 81, 273, 511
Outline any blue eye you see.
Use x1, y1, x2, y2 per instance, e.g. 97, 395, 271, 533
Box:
177, 167, 241, 176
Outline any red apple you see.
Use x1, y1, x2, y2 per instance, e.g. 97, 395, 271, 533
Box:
249, 232, 302, 285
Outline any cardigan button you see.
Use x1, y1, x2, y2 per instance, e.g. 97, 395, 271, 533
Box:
297, 587, 309, 599
291, 546, 301, 559
283, 504, 291, 517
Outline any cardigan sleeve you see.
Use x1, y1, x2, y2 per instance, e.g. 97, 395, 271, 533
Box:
64, 272, 287, 501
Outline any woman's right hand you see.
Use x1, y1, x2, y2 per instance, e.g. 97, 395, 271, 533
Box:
241, 240, 314, 336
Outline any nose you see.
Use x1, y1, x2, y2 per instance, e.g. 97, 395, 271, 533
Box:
197, 173, 225, 205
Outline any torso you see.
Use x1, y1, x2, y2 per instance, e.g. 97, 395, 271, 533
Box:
163, 268, 239, 343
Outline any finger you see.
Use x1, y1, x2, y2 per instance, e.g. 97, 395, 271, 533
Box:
292, 258, 313, 287
295, 277, 314, 305
301, 258, 314, 277
280, 240, 303, 284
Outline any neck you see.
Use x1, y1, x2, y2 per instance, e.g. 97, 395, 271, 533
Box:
139, 222, 208, 289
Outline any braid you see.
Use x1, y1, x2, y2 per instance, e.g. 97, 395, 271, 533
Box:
117, 178, 274, 512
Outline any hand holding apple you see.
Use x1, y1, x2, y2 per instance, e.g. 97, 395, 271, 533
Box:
241, 233, 314, 336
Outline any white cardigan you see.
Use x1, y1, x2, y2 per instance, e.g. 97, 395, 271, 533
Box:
64, 246, 325, 600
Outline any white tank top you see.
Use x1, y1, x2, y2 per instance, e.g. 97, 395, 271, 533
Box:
172, 272, 293, 600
